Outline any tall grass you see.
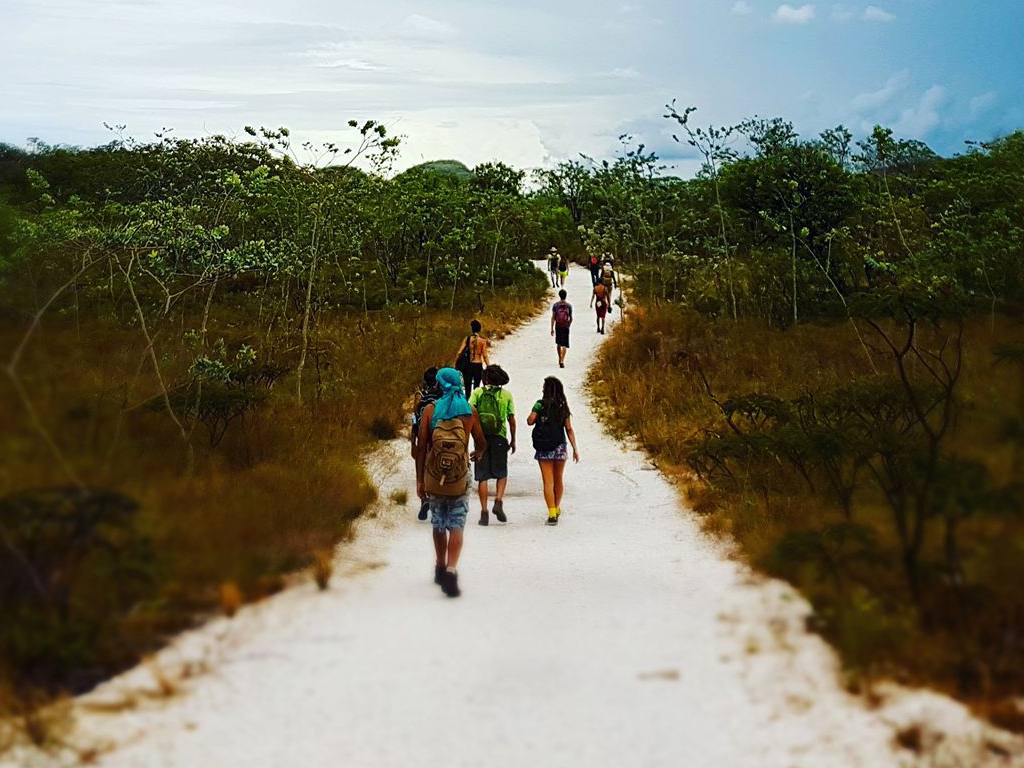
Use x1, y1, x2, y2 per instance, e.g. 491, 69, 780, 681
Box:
0, 288, 542, 705
591, 304, 1024, 723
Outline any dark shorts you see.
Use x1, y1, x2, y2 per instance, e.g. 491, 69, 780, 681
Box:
535, 441, 568, 461
595, 301, 607, 318
555, 325, 570, 348
474, 434, 510, 481
464, 362, 484, 398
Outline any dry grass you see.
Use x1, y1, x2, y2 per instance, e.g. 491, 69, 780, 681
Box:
0, 288, 543, 709
389, 489, 409, 506
312, 550, 334, 591
591, 304, 1024, 716
218, 583, 243, 618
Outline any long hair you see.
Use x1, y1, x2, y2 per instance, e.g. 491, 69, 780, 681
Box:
540, 377, 570, 424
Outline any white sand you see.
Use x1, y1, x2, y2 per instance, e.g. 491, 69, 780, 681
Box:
10, 263, 1022, 767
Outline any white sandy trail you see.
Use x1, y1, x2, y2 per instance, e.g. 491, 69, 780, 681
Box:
11, 264, 1022, 768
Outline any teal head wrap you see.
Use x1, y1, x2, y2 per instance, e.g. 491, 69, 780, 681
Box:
431, 367, 473, 427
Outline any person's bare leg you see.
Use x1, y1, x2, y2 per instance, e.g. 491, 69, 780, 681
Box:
446, 529, 464, 570
553, 460, 566, 509
539, 460, 556, 510
495, 477, 507, 502
433, 529, 447, 567
478, 479, 489, 511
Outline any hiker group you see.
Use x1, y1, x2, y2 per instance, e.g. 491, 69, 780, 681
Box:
409, 249, 611, 598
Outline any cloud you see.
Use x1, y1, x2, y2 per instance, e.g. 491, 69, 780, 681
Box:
831, 4, 855, 21
847, 73, 948, 139
607, 67, 641, 79
850, 70, 910, 111
968, 91, 997, 121
731, 1, 754, 16
774, 4, 816, 24
862, 5, 896, 22
401, 13, 459, 42
894, 84, 946, 136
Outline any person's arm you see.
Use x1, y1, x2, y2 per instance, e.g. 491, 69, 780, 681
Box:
589, 289, 595, 308
415, 404, 433, 498
483, 339, 490, 366
469, 408, 487, 462
612, 271, 619, 288
565, 414, 580, 463
508, 413, 517, 454
527, 409, 538, 426
550, 309, 555, 336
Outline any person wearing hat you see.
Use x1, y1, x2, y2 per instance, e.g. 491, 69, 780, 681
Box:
547, 247, 560, 288
468, 365, 516, 525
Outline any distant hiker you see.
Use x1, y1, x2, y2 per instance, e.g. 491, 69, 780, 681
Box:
527, 376, 580, 526
454, 320, 490, 399
416, 368, 487, 598
599, 259, 618, 314
547, 248, 560, 288
589, 253, 601, 286
468, 365, 516, 526
551, 289, 573, 368
557, 253, 569, 287
590, 282, 608, 334
411, 366, 441, 521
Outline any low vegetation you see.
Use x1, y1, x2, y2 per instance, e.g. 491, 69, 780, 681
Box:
0, 123, 548, 710
582, 112, 1024, 723
3, 103, 1023, 733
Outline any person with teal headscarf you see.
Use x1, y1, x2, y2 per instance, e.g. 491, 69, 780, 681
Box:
431, 367, 473, 427
416, 366, 486, 598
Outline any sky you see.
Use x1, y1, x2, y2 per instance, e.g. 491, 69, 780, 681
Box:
3, 0, 1023, 174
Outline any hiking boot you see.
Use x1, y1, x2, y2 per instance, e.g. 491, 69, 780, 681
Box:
435, 565, 445, 585
546, 513, 558, 526
559, 361, 565, 368
441, 570, 460, 598
492, 499, 507, 523
418, 500, 429, 521
479, 509, 489, 526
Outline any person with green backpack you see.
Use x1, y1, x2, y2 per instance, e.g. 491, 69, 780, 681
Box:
416, 367, 487, 598
468, 365, 516, 526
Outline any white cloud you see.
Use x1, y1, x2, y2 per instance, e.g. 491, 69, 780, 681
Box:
894, 84, 946, 136
831, 4, 855, 21
968, 91, 997, 121
862, 6, 896, 22
774, 4, 816, 24
731, 1, 754, 16
851, 70, 910, 111
401, 13, 459, 42
607, 67, 641, 79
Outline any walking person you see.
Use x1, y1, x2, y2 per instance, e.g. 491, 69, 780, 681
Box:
410, 366, 440, 521
453, 320, 490, 399
547, 248, 560, 288
416, 368, 487, 598
599, 258, 618, 314
588, 252, 601, 286
468, 365, 516, 526
527, 377, 579, 526
590, 281, 608, 334
550, 289, 573, 368
557, 252, 569, 287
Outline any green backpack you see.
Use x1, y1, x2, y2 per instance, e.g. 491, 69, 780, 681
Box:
476, 387, 505, 435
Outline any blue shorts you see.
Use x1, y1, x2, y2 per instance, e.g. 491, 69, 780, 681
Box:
428, 494, 469, 531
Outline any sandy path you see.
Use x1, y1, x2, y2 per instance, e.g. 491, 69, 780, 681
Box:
13, 264, 1021, 768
